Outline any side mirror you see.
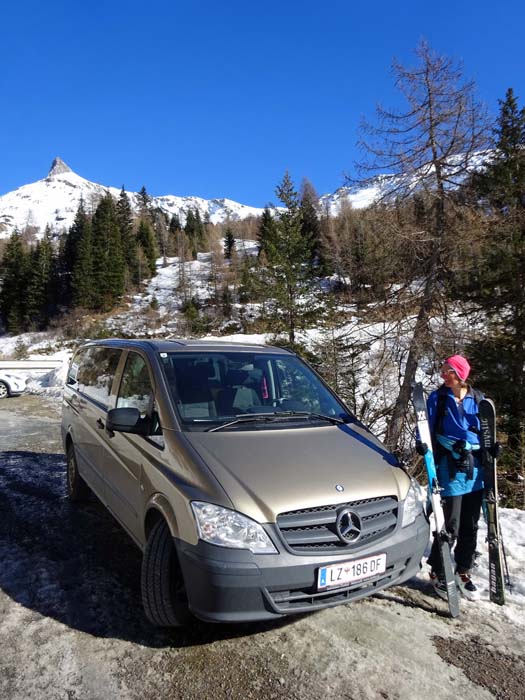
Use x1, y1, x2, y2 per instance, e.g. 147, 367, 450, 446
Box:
106, 407, 149, 435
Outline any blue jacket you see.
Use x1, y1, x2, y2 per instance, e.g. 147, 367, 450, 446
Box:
427, 386, 484, 497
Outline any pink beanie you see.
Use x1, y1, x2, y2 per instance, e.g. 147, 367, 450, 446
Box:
445, 355, 471, 382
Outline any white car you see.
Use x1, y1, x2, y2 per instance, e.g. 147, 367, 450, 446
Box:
0, 371, 28, 398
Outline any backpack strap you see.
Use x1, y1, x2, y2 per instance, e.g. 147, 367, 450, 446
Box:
471, 388, 483, 404
468, 387, 483, 434
435, 385, 449, 435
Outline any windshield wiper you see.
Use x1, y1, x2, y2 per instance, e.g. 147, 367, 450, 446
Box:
207, 411, 345, 432
280, 411, 346, 425
207, 414, 278, 432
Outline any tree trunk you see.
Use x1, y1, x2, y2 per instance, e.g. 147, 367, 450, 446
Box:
385, 197, 444, 452
384, 269, 437, 450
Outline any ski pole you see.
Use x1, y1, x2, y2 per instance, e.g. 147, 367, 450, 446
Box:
501, 536, 513, 593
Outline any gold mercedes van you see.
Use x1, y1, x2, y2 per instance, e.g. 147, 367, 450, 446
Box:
62, 339, 428, 626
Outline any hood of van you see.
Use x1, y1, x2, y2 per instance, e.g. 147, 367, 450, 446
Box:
184, 422, 410, 523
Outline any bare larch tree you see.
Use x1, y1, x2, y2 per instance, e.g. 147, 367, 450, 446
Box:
355, 40, 488, 450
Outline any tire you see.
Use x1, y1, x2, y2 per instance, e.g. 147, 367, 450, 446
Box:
141, 518, 191, 627
66, 442, 91, 501
0, 381, 9, 399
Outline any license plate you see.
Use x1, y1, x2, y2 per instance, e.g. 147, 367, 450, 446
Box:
318, 553, 387, 589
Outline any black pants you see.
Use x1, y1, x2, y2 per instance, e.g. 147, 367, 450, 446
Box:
427, 488, 483, 575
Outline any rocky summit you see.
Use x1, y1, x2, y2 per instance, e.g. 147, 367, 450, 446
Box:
47, 157, 73, 177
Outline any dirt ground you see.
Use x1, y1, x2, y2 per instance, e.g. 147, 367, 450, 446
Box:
0, 395, 523, 700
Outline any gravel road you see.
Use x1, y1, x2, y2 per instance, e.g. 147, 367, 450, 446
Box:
0, 395, 523, 700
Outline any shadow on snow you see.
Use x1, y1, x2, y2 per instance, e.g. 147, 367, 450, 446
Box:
0, 450, 294, 648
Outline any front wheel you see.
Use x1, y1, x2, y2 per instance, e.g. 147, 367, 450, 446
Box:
0, 381, 9, 399
141, 519, 191, 627
66, 442, 91, 501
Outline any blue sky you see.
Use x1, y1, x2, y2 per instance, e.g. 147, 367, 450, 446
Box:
1, 1, 524, 207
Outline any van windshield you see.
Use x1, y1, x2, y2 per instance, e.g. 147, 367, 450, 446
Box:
158, 351, 351, 431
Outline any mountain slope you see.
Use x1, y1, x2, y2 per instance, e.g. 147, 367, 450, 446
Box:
0, 158, 269, 239
3, 152, 485, 240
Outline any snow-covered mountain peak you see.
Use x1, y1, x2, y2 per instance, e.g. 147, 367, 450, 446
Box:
0, 161, 270, 239
48, 157, 73, 178
1, 151, 487, 241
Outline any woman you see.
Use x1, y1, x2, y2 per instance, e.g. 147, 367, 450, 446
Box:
425, 354, 483, 601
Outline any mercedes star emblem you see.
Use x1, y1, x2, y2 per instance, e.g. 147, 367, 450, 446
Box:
335, 508, 362, 544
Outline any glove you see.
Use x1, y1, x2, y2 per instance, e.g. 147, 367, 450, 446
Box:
489, 442, 502, 459
416, 441, 429, 456
452, 439, 468, 458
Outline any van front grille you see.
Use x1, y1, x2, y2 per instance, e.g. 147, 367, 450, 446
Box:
277, 496, 398, 553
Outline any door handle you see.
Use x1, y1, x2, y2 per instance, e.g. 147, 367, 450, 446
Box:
97, 418, 105, 430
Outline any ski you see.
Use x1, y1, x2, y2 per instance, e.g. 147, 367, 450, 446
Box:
412, 382, 460, 618
478, 398, 506, 605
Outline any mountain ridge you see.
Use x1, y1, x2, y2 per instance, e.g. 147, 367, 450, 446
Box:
0, 158, 377, 240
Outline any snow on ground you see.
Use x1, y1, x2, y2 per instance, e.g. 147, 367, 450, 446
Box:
111, 241, 261, 336
0, 330, 68, 357
25, 358, 70, 399
415, 509, 525, 624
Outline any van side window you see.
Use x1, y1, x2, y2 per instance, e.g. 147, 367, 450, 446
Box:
117, 353, 154, 416
67, 349, 88, 386
117, 353, 163, 444
78, 347, 122, 408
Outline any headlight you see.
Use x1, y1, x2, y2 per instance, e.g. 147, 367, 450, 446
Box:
401, 479, 425, 527
191, 501, 277, 554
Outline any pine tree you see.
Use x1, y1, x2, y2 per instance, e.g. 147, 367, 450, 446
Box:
168, 213, 182, 257
224, 227, 235, 259
90, 192, 125, 310
194, 209, 205, 249
62, 199, 90, 302
169, 213, 182, 234
0, 231, 30, 332
137, 186, 152, 220
25, 231, 55, 328
71, 214, 94, 308
117, 187, 140, 286
299, 178, 322, 268
137, 220, 158, 277
260, 172, 315, 344
257, 207, 277, 257
309, 296, 372, 420
152, 208, 170, 263
184, 208, 204, 259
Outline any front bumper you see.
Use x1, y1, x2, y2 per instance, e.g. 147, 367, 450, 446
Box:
176, 514, 429, 623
